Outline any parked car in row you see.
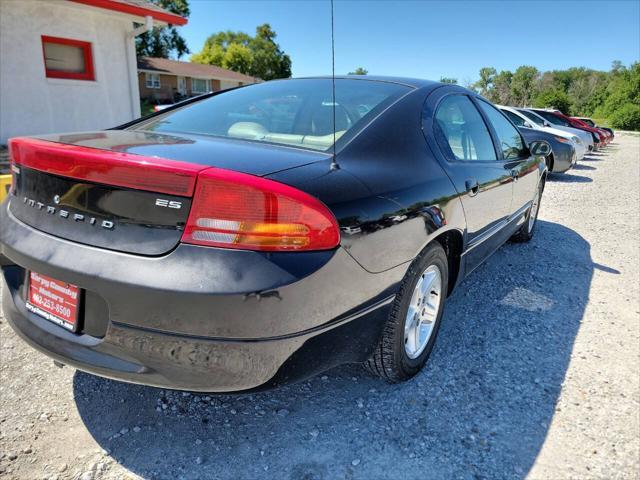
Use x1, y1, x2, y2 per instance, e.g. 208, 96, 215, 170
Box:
498, 105, 585, 162
574, 117, 614, 140
529, 108, 608, 148
515, 124, 576, 173
515, 108, 595, 152
0, 77, 551, 391
567, 115, 613, 144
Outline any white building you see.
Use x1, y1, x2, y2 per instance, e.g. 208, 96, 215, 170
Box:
0, 0, 187, 144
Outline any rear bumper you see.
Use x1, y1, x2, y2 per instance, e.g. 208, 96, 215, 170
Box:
0, 199, 401, 392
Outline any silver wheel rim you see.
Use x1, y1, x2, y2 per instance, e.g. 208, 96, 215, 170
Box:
404, 265, 442, 359
528, 190, 540, 233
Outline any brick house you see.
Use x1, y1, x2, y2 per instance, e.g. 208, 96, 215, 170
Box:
138, 56, 261, 103
0, 0, 187, 144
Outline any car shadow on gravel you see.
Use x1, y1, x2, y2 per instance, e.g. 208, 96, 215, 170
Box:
572, 164, 596, 171
73, 220, 595, 480
547, 173, 593, 183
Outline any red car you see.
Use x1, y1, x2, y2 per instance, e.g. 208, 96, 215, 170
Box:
557, 111, 609, 145
531, 109, 607, 148
572, 117, 613, 143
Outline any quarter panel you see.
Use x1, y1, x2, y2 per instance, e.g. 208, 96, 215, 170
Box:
268, 88, 466, 274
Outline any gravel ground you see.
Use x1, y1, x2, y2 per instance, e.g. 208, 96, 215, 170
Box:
1, 134, 639, 480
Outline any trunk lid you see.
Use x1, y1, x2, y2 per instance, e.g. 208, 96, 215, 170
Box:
9, 131, 329, 256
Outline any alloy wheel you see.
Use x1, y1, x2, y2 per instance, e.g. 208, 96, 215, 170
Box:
404, 265, 442, 359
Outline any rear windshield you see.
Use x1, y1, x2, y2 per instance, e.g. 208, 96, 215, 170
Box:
518, 109, 545, 126
533, 110, 568, 126
137, 79, 411, 151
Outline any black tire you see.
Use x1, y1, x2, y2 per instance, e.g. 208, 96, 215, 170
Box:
511, 180, 544, 243
364, 242, 449, 383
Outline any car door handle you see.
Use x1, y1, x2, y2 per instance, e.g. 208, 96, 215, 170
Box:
465, 178, 479, 197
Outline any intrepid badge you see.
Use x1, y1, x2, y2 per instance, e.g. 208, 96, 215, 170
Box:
22, 196, 114, 230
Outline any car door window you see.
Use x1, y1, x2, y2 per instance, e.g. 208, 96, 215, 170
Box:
502, 109, 526, 127
517, 109, 545, 126
478, 100, 528, 160
434, 95, 496, 161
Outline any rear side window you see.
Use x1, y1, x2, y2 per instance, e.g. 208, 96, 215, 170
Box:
502, 109, 526, 127
477, 100, 528, 160
534, 110, 569, 127
518, 109, 545, 126
138, 79, 411, 152
434, 95, 496, 161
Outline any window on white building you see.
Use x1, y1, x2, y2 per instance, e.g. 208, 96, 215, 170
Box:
145, 73, 161, 89
42, 36, 95, 81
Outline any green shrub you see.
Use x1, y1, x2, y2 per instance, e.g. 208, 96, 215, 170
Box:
533, 88, 571, 114
609, 104, 640, 131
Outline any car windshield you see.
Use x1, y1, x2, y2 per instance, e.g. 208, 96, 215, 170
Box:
580, 118, 596, 127
137, 79, 411, 151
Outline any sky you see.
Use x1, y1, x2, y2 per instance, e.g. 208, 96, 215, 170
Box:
180, 0, 640, 82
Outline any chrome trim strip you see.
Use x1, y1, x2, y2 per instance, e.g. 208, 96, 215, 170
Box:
465, 201, 531, 254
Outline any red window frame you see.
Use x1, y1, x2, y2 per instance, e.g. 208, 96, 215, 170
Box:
41, 35, 95, 81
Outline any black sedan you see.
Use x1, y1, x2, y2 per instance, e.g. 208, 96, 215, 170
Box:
0, 77, 549, 392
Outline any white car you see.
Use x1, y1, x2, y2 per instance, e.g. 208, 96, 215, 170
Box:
516, 107, 594, 153
498, 105, 587, 161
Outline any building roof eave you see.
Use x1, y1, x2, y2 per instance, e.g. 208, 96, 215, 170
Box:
69, 0, 188, 26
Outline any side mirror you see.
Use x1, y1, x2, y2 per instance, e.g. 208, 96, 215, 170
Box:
524, 121, 533, 128
544, 121, 551, 127
530, 140, 552, 157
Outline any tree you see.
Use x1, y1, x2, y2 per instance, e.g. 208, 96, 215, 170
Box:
595, 62, 640, 129
609, 103, 640, 130
472, 67, 496, 96
510, 66, 539, 106
439, 77, 458, 84
490, 70, 513, 104
533, 88, 571, 113
348, 67, 368, 75
191, 24, 292, 80
135, 0, 190, 59
472, 62, 640, 131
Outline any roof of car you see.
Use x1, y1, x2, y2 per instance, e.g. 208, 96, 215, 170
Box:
298, 75, 444, 89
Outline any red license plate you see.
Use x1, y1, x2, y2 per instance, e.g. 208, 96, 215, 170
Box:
26, 272, 80, 331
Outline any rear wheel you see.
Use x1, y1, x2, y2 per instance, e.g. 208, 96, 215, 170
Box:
511, 181, 543, 243
365, 242, 448, 382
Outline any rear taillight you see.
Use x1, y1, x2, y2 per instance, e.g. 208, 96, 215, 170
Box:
181, 169, 340, 251
8, 137, 205, 196
8, 142, 16, 194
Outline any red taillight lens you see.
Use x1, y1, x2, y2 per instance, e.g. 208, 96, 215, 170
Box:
8, 137, 205, 196
8, 142, 16, 194
181, 168, 340, 251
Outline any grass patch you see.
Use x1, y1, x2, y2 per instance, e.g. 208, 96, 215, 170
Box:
140, 100, 155, 117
